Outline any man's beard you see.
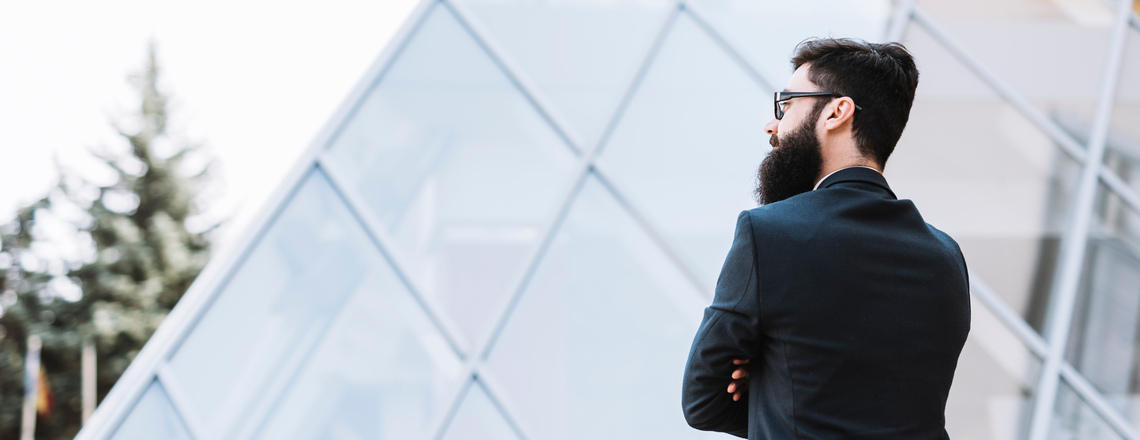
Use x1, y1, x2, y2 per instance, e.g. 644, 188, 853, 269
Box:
754, 116, 824, 205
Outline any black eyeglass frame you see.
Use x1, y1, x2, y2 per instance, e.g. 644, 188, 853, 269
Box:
774, 91, 863, 120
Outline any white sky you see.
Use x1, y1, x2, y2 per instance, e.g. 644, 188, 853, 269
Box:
0, 0, 419, 254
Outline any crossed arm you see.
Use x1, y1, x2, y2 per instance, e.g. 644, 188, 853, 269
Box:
681, 211, 763, 438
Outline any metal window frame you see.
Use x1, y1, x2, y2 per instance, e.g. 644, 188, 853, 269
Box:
76, 0, 1140, 438
1026, 0, 1137, 437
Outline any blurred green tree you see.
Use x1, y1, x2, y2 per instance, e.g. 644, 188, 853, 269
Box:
0, 43, 216, 439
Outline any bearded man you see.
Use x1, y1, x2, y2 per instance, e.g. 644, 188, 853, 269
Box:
681, 38, 970, 439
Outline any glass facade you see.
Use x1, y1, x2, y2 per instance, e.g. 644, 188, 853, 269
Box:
77, 1, 1140, 439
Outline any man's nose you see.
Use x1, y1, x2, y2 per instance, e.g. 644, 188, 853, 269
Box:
764, 118, 779, 135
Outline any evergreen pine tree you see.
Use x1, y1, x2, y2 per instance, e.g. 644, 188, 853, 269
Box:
0, 43, 215, 439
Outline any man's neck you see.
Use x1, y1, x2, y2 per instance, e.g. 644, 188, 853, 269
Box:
813, 164, 882, 191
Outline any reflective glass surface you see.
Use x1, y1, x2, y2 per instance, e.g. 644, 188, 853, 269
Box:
83, 3, 1140, 440
917, 0, 1112, 118
890, 23, 1081, 334
454, 0, 674, 149
439, 381, 521, 440
168, 169, 375, 435
1055, 28, 1140, 426
685, 0, 891, 89
945, 291, 1041, 439
111, 380, 192, 440
1049, 381, 1126, 440
1064, 185, 1140, 426
484, 175, 715, 440
326, 3, 579, 349
1104, 29, 1140, 184
596, 12, 768, 288
255, 245, 464, 439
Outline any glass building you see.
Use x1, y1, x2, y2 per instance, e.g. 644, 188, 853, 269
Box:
76, 0, 1140, 439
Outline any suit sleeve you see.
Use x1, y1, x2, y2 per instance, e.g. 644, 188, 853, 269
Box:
681, 210, 763, 438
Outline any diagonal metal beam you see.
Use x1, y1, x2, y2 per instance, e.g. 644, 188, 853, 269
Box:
317, 154, 468, 357
444, 0, 585, 156
682, 2, 777, 93
475, 371, 539, 440
215, 3, 475, 437
1060, 361, 1140, 439
911, 7, 1089, 164
426, 373, 535, 440
1054, 112, 1140, 214
884, 0, 916, 43
75, 164, 320, 440
220, 159, 470, 440
318, 1, 443, 154
446, 162, 590, 440
912, 6, 1140, 216
205, 167, 379, 439
968, 273, 1048, 358
155, 365, 207, 439
429, 376, 476, 440
1101, 168, 1140, 214
587, 2, 684, 158
437, 0, 687, 360
417, 2, 686, 438
1027, 1, 1137, 439
403, 7, 633, 435
591, 162, 717, 299
581, 2, 785, 301
323, 143, 551, 440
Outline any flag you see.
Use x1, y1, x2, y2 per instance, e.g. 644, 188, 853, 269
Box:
36, 366, 53, 417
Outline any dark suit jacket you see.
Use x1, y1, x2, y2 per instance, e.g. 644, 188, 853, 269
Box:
682, 167, 970, 439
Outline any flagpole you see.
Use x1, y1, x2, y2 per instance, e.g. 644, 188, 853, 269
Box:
20, 335, 41, 440
82, 336, 96, 424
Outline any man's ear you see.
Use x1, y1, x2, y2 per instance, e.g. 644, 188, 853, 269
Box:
822, 97, 856, 131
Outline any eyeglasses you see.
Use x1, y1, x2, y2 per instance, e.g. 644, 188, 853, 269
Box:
774, 91, 863, 120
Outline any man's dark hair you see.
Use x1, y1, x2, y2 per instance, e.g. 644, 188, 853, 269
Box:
791, 38, 919, 167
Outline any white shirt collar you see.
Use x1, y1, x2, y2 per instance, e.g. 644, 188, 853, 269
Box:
813, 166, 882, 191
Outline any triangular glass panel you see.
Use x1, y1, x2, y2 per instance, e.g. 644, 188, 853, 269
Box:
439, 380, 522, 440
451, 0, 674, 150
166, 168, 411, 436
483, 175, 718, 440
253, 237, 464, 439
325, 3, 579, 350
890, 22, 1083, 336
594, 11, 769, 289
916, 0, 1114, 120
685, 0, 892, 89
111, 380, 192, 440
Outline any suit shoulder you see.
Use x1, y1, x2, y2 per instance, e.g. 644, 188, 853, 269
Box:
745, 192, 830, 227
925, 223, 963, 255
926, 222, 969, 277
